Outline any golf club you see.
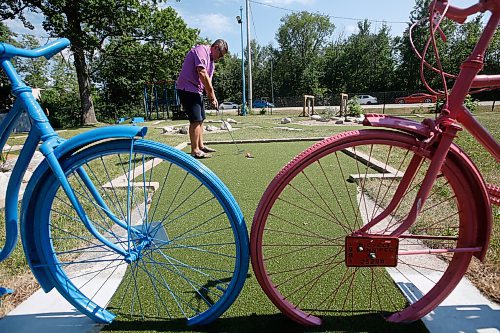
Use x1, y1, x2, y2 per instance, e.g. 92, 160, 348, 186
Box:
218, 106, 244, 154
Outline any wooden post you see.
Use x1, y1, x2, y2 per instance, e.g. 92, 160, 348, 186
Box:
339, 93, 348, 117
299, 95, 315, 116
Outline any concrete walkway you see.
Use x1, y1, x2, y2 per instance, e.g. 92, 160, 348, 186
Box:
0, 288, 104, 333
421, 278, 499, 333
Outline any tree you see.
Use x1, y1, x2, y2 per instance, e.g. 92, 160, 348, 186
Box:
41, 53, 80, 127
393, 0, 457, 92
0, 22, 19, 112
323, 20, 396, 99
16, 35, 49, 89
244, 41, 276, 101
1, 0, 179, 125
212, 53, 243, 105
91, 6, 199, 120
274, 11, 335, 97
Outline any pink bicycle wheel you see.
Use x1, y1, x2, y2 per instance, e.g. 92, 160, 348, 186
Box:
251, 129, 481, 326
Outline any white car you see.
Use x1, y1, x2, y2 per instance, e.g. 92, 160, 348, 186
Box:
219, 101, 239, 110
352, 95, 378, 105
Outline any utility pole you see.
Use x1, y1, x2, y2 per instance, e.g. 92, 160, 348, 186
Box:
271, 59, 274, 106
236, 7, 246, 115
245, 0, 253, 113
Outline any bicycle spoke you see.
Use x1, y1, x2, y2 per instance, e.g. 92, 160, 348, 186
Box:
40, 140, 246, 323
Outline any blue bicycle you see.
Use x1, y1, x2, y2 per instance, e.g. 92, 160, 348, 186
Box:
0, 39, 249, 325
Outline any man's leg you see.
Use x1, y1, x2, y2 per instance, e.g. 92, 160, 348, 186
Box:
189, 121, 203, 155
198, 123, 205, 150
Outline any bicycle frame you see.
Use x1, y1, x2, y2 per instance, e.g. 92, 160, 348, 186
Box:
0, 40, 147, 263
360, 0, 499, 246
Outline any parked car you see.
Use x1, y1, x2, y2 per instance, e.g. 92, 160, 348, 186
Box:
219, 101, 239, 110
253, 100, 274, 108
351, 95, 378, 105
394, 93, 438, 104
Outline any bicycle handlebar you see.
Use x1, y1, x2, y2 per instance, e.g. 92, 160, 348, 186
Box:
432, 0, 485, 23
0, 38, 70, 60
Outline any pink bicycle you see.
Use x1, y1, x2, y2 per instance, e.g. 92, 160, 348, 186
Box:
250, 0, 499, 326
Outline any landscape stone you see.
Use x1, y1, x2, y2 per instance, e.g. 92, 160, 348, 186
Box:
221, 122, 232, 130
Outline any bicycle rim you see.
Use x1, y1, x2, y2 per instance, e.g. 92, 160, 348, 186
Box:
32, 139, 248, 325
251, 129, 475, 325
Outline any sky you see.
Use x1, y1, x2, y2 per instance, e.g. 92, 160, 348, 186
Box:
4, 0, 477, 56
165, 0, 415, 55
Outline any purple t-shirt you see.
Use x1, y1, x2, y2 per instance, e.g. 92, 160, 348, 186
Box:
176, 45, 214, 94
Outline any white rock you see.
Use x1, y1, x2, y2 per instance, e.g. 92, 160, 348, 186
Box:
226, 118, 238, 124
27, 151, 44, 173
23, 170, 33, 183
205, 125, 219, 132
221, 121, 232, 130
2, 144, 11, 152
162, 126, 175, 133
0, 172, 8, 192
1, 158, 16, 172
311, 115, 322, 120
281, 117, 292, 124
273, 127, 303, 131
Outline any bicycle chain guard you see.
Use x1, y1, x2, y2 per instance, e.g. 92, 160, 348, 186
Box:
345, 236, 399, 267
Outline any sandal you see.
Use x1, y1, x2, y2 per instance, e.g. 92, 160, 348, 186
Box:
201, 146, 216, 153
191, 151, 212, 159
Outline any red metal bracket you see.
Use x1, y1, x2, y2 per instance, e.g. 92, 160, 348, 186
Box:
345, 236, 399, 267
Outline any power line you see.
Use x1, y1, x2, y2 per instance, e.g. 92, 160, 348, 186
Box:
249, 0, 408, 25
249, 1, 260, 46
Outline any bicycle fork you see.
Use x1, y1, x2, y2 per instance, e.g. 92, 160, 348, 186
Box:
347, 122, 482, 266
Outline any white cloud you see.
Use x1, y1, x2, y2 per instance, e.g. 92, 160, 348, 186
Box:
5, 10, 47, 39
199, 13, 233, 36
178, 11, 237, 42
5, 19, 27, 32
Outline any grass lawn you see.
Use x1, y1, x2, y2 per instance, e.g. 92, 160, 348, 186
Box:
1, 107, 498, 332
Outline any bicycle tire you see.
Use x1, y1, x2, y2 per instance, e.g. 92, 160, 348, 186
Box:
251, 129, 477, 325
28, 139, 249, 325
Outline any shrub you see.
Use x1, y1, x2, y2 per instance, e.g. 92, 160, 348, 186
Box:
347, 96, 363, 116
436, 94, 479, 114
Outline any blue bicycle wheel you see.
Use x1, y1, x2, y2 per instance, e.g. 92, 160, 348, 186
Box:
25, 139, 249, 325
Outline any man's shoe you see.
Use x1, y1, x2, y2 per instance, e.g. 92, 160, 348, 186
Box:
201, 146, 216, 153
191, 151, 212, 159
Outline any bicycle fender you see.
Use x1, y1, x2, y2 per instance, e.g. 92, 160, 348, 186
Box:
20, 125, 147, 292
363, 113, 434, 138
53, 125, 147, 157
448, 143, 492, 261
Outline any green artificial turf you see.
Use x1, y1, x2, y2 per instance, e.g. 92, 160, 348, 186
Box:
102, 141, 429, 333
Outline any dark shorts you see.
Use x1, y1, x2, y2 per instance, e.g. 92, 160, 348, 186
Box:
178, 89, 205, 122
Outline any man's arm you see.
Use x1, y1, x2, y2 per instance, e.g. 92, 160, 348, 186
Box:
197, 66, 218, 109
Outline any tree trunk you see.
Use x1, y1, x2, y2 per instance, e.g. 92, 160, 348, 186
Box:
73, 46, 97, 125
